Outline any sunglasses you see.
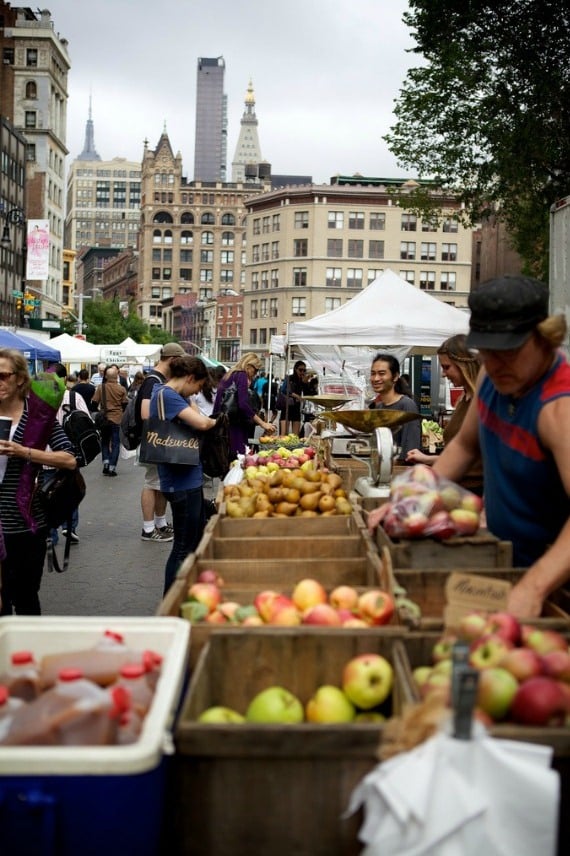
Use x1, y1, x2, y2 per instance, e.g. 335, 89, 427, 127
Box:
0, 372, 15, 381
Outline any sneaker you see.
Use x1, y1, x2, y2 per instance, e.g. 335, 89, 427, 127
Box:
141, 528, 173, 542
103, 463, 109, 475
157, 524, 174, 537
61, 529, 80, 544
107, 470, 118, 477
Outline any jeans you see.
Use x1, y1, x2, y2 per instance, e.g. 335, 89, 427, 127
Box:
50, 506, 79, 544
164, 486, 204, 595
1, 529, 48, 615
101, 423, 120, 469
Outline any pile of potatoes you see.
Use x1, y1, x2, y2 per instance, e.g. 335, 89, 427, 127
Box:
224, 466, 352, 518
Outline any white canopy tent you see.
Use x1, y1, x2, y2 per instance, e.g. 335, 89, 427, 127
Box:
118, 337, 162, 362
47, 333, 101, 364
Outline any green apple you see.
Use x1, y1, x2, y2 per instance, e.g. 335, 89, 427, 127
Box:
245, 686, 304, 724
342, 653, 393, 710
477, 667, 519, 721
305, 685, 356, 723
354, 711, 386, 723
198, 706, 245, 724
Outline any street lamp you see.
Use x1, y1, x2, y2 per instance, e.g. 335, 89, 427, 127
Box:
1, 204, 26, 325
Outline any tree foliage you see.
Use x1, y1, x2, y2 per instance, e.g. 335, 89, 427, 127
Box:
63, 298, 173, 346
384, 0, 570, 278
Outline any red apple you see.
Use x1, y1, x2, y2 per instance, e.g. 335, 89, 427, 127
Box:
197, 568, 224, 586
524, 628, 569, 655
205, 609, 227, 624
458, 612, 488, 642
541, 650, 570, 682
188, 582, 221, 613
510, 676, 568, 726
499, 647, 543, 682
469, 634, 513, 670
342, 653, 393, 709
218, 601, 241, 621
423, 510, 456, 540
302, 603, 342, 626
460, 492, 483, 514
342, 618, 369, 628
402, 511, 430, 538
292, 578, 328, 612
254, 590, 295, 623
271, 603, 302, 626
477, 667, 519, 721
484, 612, 521, 646
329, 585, 359, 611
357, 590, 394, 626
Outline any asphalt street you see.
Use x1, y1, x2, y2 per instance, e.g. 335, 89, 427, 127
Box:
40, 452, 207, 618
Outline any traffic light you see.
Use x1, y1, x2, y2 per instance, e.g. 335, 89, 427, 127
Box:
16, 298, 22, 310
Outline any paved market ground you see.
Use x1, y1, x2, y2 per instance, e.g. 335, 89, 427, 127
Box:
40, 454, 216, 617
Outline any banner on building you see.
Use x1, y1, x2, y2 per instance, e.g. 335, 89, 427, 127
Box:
26, 220, 50, 281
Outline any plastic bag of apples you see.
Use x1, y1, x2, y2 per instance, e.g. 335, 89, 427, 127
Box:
381, 464, 483, 540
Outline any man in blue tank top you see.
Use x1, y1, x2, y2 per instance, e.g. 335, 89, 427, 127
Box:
432, 275, 570, 619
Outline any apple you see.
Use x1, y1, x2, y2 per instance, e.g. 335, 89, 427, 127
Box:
421, 672, 451, 703
541, 650, 570, 682
432, 635, 457, 663
302, 604, 342, 626
198, 706, 245, 724
410, 463, 438, 487
270, 603, 302, 626
292, 578, 328, 612
524, 628, 569, 655
412, 666, 433, 688
354, 711, 386, 723
342, 653, 393, 709
242, 615, 264, 626
510, 676, 568, 726
423, 510, 456, 539
254, 590, 294, 623
458, 612, 488, 642
342, 618, 369, 628
484, 612, 521, 646
180, 600, 209, 623
432, 658, 453, 676
499, 647, 543, 682
449, 508, 479, 535
305, 685, 356, 723
197, 568, 224, 586
438, 484, 462, 511
402, 511, 430, 538
218, 601, 241, 621
188, 582, 221, 613
357, 590, 394, 626
460, 492, 483, 514
469, 635, 513, 669
245, 686, 304, 724
329, 585, 359, 611
477, 667, 519, 721
205, 609, 227, 624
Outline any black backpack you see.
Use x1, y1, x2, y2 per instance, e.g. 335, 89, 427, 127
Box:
120, 372, 162, 450
61, 390, 101, 467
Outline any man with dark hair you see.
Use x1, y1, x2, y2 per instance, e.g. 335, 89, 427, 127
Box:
73, 368, 96, 411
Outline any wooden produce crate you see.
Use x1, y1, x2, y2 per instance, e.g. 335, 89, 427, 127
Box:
167, 628, 412, 856
392, 633, 570, 855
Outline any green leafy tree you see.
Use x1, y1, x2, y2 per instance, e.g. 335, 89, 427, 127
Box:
384, 0, 570, 278
80, 299, 175, 346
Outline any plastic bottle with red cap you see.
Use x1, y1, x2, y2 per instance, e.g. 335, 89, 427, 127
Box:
0, 685, 25, 742
0, 650, 41, 701
39, 630, 135, 689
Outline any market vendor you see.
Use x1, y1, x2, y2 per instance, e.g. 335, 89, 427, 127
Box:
432, 275, 570, 618
368, 353, 421, 462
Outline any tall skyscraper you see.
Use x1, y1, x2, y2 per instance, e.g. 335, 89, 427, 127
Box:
193, 56, 227, 182
231, 80, 264, 183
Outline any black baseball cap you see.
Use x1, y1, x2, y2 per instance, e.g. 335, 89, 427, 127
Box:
466, 275, 549, 351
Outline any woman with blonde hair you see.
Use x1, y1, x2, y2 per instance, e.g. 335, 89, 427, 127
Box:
406, 334, 484, 494
213, 352, 276, 458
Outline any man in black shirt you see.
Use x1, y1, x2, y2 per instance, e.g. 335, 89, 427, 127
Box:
73, 369, 96, 411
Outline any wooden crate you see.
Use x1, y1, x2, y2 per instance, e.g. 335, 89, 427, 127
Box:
167, 628, 412, 856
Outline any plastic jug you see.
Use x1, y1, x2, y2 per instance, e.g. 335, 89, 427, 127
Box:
141, 649, 163, 692
39, 630, 135, 689
2, 668, 119, 746
0, 650, 41, 701
0, 685, 25, 742
113, 663, 154, 718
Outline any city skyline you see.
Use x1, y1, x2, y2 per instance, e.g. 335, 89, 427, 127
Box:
44, 0, 417, 182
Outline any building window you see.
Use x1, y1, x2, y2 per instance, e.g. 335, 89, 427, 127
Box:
151, 287, 161, 298
293, 267, 307, 287
400, 270, 415, 284
271, 269, 279, 288
272, 214, 280, 231
201, 212, 215, 225
221, 250, 234, 264
368, 268, 383, 284
328, 211, 344, 229
420, 271, 436, 290
401, 214, 417, 232
295, 211, 309, 229
252, 272, 259, 290
259, 329, 267, 345
221, 231, 234, 246
252, 245, 260, 263
325, 297, 341, 311
163, 229, 173, 244
441, 271, 457, 291
420, 242, 437, 261
26, 49, 38, 67
261, 271, 269, 289
163, 248, 172, 262
441, 243, 458, 262
348, 212, 364, 229
181, 212, 194, 224
220, 269, 234, 283
180, 249, 192, 262
180, 268, 192, 281
400, 241, 416, 260
221, 212, 235, 225
25, 144, 36, 162
422, 218, 438, 232
326, 267, 342, 287
327, 238, 343, 257
261, 243, 270, 261
152, 229, 162, 244
260, 299, 268, 317
201, 231, 214, 245
252, 218, 261, 235
262, 216, 271, 233
348, 239, 364, 258
347, 268, 363, 289
292, 297, 306, 316
25, 111, 37, 128
369, 240, 384, 259
271, 241, 279, 259
152, 249, 161, 262
443, 217, 459, 233
294, 239, 308, 257
201, 249, 214, 263
152, 268, 161, 280
369, 212, 386, 230
25, 81, 37, 99
162, 268, 172, 280
250, 329, 258, 345
270, 298, 278, 317
200, 287, 213, 300
200, 269, 213, 282
251, 300, 258, 319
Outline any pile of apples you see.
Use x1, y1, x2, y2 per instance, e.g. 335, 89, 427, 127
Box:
258, 433, 302, 448
414, 610, 570, 726
224, 462, 353, 518
197, 651, 394, 724
243, 443, 316, 470
382, 464, 483, 540
181, 572, 395, 628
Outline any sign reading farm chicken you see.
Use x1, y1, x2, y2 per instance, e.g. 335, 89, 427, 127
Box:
26, 219, 50, 280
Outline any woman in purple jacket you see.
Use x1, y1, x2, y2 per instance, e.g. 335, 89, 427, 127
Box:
213, 352, 276, 459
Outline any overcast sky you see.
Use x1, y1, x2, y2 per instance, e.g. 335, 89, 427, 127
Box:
45, 0, 417, 183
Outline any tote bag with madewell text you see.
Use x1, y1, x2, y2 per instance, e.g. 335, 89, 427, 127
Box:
139, 389, 200, 466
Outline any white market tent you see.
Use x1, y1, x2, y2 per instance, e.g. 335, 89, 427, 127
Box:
118, 337, 161, 362
285, 269, 469, 356
47, 333, 101, 364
